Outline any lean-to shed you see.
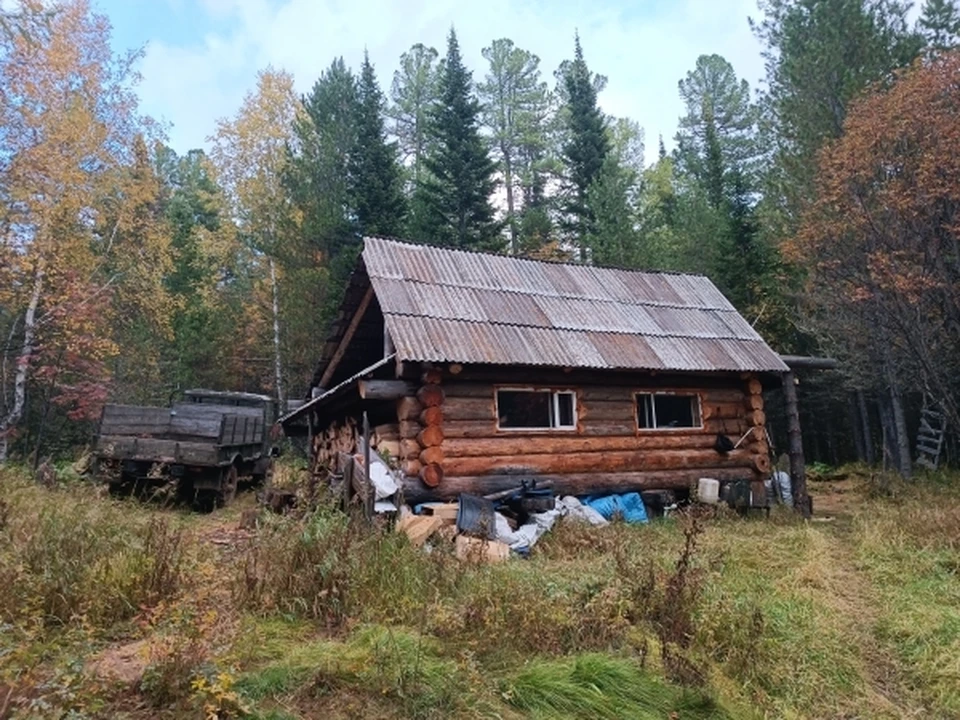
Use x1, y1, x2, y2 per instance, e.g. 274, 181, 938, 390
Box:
280, 237, 789, 503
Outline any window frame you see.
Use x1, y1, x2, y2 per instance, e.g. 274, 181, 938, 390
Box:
495, 386, 579, 432
634, 391, 703, 432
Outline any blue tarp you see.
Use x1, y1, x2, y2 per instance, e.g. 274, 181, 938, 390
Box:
583, 492, 649, 524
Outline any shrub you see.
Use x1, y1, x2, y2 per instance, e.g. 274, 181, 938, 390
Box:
0, 478, 185, 627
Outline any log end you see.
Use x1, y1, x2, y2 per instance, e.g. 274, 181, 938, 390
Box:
420, 462, 444, 488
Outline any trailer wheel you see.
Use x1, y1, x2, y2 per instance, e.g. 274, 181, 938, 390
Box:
217, 465, 238, 508
252, 461, 274, 488
108, 471, 136, 497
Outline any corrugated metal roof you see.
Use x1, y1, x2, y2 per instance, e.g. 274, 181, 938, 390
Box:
362, 237, 788, 373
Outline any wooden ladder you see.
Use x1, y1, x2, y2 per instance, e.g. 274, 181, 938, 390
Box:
916, 396, 947, 470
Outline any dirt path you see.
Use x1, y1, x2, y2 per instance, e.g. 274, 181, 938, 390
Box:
807, 479, 926, 718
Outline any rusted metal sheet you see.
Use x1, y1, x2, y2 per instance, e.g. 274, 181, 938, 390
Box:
361, 237, 788, 373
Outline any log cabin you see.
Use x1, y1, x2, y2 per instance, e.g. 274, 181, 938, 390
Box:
279, 237, 789, 505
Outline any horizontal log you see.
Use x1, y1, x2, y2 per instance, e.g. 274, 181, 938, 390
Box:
417, 384, 445, 408
582, 387, 746, 405
359, 380, 416, 400
400, 438, 422, 460
420, 406, 443, 426
444, 397, 495, 422
443, 433, 719, 458
443, 419, 716, 439
714, 418, 748, 435
420, 446, 444, 465
399, 420, 421, 439
745, 395, 763, 411
441, 382, 492, 399
401, 468, 753, 504
443, 448, 755, 478
578, 400, 636, 423
701, 402, 748, 421
442, 420, 498, 438
747, 378, 763, 396
418, 425, 444, 448
401, 458, 422, 477
396, 397, 422, 422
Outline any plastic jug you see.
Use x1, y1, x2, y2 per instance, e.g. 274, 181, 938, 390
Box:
698, 478, 720, 504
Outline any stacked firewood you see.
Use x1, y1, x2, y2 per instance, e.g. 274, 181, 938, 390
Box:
311, 417, 359, 475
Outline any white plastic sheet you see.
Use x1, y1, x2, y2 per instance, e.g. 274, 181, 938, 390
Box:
557, 495, 610, 526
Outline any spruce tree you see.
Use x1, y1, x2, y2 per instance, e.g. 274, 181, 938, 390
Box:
414, 28, 501, 250
918, 0, 960, 55
561, 34, 609, 259
351, 52, 407, 237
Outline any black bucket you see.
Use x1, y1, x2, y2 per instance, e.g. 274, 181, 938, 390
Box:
456, 493, 498, 539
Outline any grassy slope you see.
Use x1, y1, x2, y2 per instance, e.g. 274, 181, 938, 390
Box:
0, 464, 958, 719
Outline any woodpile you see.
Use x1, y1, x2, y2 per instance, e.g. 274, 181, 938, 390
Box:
311, 418, 359, 475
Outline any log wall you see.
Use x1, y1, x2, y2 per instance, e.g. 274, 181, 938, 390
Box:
401, 367, 768, 502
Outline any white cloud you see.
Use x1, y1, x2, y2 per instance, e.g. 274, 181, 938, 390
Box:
137, 0, 765, 164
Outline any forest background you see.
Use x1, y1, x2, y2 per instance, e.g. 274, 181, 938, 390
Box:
2, 0, 960, 474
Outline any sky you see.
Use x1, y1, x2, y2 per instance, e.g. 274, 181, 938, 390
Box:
97, 0, 769, 166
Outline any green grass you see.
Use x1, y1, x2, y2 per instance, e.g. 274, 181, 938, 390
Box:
502, 654, 732, 719
1, 462, 958, 719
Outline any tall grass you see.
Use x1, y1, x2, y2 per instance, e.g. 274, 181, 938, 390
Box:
0, 470, 186, 627
3, 463, 959, 719
502, 654, 731, 719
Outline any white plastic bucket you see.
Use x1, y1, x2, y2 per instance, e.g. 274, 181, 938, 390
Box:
698, 477, 720, 504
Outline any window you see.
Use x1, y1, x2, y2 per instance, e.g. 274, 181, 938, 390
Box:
637, 393, 701, 430
497, 389, 577, 430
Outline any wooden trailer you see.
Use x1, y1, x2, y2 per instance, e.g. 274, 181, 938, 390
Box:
280, 237, 789, 505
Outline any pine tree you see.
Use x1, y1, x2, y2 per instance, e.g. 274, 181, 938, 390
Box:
478, 38, 550, 253
288, 58, 358, 259
389, 43, 441, 189
918, 0, 960, 55
351, 52, 407, 237
561, 34, 609, 259
752, 0, 921, 206
675, 55, 758, 209
415, 28, 501, 250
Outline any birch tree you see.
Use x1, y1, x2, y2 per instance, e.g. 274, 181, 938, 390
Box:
0, 0, 151, 462
209, 68, 301, 408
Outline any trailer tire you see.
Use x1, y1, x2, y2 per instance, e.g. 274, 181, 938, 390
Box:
217, 465, 238, 508
108, 472, 136, 497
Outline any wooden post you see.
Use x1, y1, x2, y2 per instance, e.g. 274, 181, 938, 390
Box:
307, 411, 317, 500
341, 451, 353, 512
363, 411, 373, 522
782, 370, 810, 519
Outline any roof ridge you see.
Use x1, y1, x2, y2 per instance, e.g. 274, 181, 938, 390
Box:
363, 235, 711, 279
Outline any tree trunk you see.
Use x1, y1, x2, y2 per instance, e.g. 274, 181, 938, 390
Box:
269, 258, 285, 411
857, 390, 875, 465
850, 394, 866, 463
782, 370, 810, 519
0, 263, 44, 464
878, 396, 895, 472
503, 148, 517, 254
889, 381, 912, 478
